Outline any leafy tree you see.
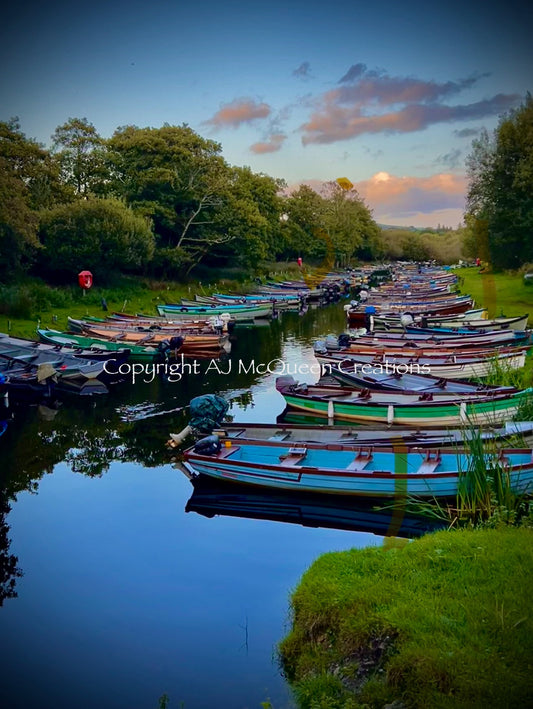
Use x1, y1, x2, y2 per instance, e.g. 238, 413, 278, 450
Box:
39, 198, 155, 282
401, 233, 431, 261
0, 158, 41, 278
52, 117, 108, 197
210, 166, 286, 267
106, 124, 235, 273
281, 185, 329, 260
465, 95, 533, 268
0, 118, 67, 210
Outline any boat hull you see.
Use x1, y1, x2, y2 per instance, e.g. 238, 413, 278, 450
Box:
183, 443, 533, 498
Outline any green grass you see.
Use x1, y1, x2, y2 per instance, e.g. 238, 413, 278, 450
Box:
0, 265, 304, 339
452, 267, 533, 318
452, 267, 533, 393
279, 527, 533, 709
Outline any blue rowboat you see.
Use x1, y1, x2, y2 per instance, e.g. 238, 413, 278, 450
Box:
182, 440, 533, 498
157, 303, 272, 320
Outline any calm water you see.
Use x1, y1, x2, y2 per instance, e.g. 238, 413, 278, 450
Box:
0, 304, 393, 709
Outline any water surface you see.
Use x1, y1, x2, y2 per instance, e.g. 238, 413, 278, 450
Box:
0, 305, 389, 709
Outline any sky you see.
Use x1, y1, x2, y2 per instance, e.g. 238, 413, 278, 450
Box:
2, 0, 532, 227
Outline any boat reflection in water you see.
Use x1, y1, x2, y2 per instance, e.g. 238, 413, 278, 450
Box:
183, 473, 445, 539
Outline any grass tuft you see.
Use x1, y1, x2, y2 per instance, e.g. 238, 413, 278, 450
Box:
279, 527, 533, 708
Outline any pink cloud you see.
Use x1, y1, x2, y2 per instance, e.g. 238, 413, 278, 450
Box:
283, 172, 467, 227
250, 133, 286, 154
355, 172, 467, 216
204, 98, 271, 128
301, 94, 520, 144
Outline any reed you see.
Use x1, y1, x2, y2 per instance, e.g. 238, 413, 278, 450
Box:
456, 423, 531, 526
381, 420, 532, 529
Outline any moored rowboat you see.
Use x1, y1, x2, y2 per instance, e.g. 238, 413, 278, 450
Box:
182, 439, 533, 498
275, 377, 533, 426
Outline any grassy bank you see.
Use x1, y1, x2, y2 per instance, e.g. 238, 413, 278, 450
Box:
279, 527, 533, 708
453, 267, 533, 318
0, 263, 305, 339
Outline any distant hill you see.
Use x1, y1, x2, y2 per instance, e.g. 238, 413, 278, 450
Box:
378, 224, 418, 231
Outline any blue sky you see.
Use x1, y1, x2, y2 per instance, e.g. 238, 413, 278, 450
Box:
2, 0, 531, 226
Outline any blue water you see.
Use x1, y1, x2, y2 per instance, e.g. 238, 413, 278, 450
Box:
0, 305, 387, 709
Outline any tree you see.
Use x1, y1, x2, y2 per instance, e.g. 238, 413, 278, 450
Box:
51, 117, 107, 197
0, 157, 40, 278
0, 118, 66, 211
210, 166, 285, 267
39, 198, 155, 281
401, 233, 431, 261
465, 95, 533, 268
281, 185, 329, 260
106, 124, 236, 274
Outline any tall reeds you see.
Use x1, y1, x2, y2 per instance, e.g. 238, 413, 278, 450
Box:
456, 423, 531, 526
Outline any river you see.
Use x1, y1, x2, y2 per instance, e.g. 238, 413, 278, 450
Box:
0, 303, 402, 709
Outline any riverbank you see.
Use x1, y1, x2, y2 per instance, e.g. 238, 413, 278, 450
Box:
0, 263, 305, 339
453, 267, 533, 318
279, 527, 533, 708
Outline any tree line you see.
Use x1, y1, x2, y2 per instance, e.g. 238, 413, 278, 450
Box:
464, 94, 533, 270
0, 118, 381, 283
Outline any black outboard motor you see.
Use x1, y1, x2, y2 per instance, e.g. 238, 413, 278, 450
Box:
169, 336, 184, 351
337, 333, 352, 348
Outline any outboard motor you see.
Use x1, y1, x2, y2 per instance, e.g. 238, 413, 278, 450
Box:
337, 333, 352, 348
220, 313, 232, 332
189, 394, 230, 434
169, 336, 184, 351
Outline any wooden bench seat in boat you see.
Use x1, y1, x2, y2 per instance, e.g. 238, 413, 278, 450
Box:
415, 450, 441, 474
279, 447, 307, 466
268, 431, 291, 441
217, 445, 240, 458
347, 447, 374, 471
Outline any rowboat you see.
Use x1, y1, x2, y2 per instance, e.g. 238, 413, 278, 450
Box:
372, 309, 487, 328
182, 439, 533, 498
373, 314, 529, 332
315, 341, 529, 360
325, 364, 515, 395
78, 325, 230, 356
102, 312, 237, 332
347, 299, 474, 326
315, 350, 527, 379
0, 336, 106, 381
275, 377, 533, 425
184, 475, 446, 537
169, 420, 533, 449
157, 303, 272, 320
192, 294, 302, 309
67, 316, 228, 335
38, 329, 163, 363
339, 328, 530, 347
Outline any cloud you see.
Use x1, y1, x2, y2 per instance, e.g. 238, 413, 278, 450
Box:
285, 171, 467, 227
298, 64, 516, 145
204, 98, 270, 128
335, 74, 489, 107
250, 133, 286, 154
338, 63, 367, 83
434, 148, 462, 168
301, 94, 520, 145
453, 127, 482, 138
355, 171, 467, 217
293, 62, 312, 79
